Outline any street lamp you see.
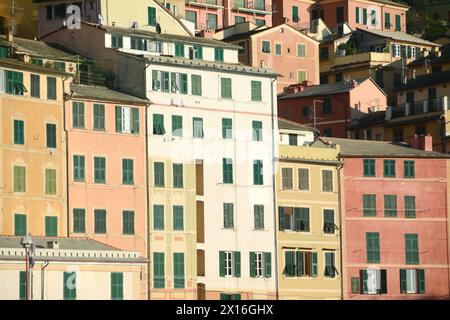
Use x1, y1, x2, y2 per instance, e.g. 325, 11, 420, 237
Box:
21, 233, 33, 301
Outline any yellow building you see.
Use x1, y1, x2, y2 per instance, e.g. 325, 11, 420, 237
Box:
0, 0, 38, 39
0, 58, 70, 238
276, 119, 343, 300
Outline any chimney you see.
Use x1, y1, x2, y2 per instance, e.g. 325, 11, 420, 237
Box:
8, 31, 13, 43
199, 29, 215, 39
351, 79, 358, 88
408, 134, 433, 151
47, 240, 60, 249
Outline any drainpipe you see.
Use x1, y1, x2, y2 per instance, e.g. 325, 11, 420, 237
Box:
145, 101, 151, 300
270, 76, 279, 300
445, 177, 450, 298
62, 76, 71, 237
337, 158, 344, 300
41, 261, 49, 300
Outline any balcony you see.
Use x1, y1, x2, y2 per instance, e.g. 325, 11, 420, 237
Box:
333, 52, 392, 70
185, 0, 224, 9
232, 1, 272, 15
392, 97, 449, 118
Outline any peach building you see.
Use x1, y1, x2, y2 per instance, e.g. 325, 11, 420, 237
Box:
65, 84, 149, 299
218, 22, 319, 92
272, 0, 314, 30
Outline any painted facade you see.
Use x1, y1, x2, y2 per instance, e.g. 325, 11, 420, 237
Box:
272, 0, 314, 30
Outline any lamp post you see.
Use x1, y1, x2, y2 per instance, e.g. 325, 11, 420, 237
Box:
21, 233, 33, 300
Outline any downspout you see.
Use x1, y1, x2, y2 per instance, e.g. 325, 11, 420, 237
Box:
337, 157, 345, 300
62, 76, 71, 237
145, 101, 151, 300
445, 172, 450, 298
270, 76, 279, 300
41, 261, 49, 300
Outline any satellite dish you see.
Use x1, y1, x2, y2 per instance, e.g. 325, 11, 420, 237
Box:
156, 23, 161, 34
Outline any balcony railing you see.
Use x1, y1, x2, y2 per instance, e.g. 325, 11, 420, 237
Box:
392, 97, 448, 118
185, 0, 224, 8
232, 1, 272, 14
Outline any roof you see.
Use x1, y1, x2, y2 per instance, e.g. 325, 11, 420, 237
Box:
395, 70, 450, 91
70, 84, 149, 104
407, 52, 450, 68
105, 25, 241, 50
0, 236, 120, 251
366, 0, 410, 8
278, 78, 369, 100
324, 137, 450, 158
0, 58, 71, 77
278, 118, 318, 133
348, 111, 387, 130
385, 111, 443, 126
356, 28, 438, 46
0, 35, 80, 62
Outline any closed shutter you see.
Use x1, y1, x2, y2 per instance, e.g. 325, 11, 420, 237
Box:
234, 251, 241, 277
148, 7, 156, 26
400, 269, 407, 293
251, 81, 262, 101
312, 252, 318, 277
380, 270, 387, 293
363, 8, 367, 24
284, 251, 295, 276
191, 75, 202, 96
111, 272, 124, 300
418, 269, 425, 293
296, 251, 303, 276
356, 7, 360, 23
219, 251, 225, 277
360, 270, 368, 294
132, 108, 139, 133
19, 271, 26, 300
279, 207, 285, 231
250, 252, 256, 278
264, 252, 271, 278
115, 106, 122, 132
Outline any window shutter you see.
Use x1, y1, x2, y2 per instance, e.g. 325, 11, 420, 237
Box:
264, 252, 271, 278
219, 251, 225, 277
400, 269, 407, 293
234, 251, 241, 277
356, 7, 360, 23
351, 277, 360, 293
279, 207, 285, 231
249, 252, 256, 278
360, 270, 368, 294
418, 269, 425, 293
380, 270, 387, 293
312, 252, 318, 277
293, 208, 301, 231
115, 106, 122, 133
363, 8, 367, 24
132, 108, 139, 133
296, 251, 303, 276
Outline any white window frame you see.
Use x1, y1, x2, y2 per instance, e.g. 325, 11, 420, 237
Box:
255, 252, 263, 277
393, 44, 400, 57
406, 269, 418, 294
366, 269, 381, 294
224, 251, 233, 277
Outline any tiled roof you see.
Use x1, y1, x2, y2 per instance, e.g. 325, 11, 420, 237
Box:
0, 58, 70, 76
278, 118, 318, 132
70, 84, 149, 104
348, 111, 387, 129
395, 70, 450, 91
367, 0, 410, 8
324, 137, 450, 158
356, 28, 437, 46
0, 236, 120, 251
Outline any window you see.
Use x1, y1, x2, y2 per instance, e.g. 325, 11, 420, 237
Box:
122, 211, 135, 235
370, 9, 376, 25
14, 214, 27, 236
392, 44, 400, 57
47, 3, 66, 20
193, 117, 204, 138
335, 73, 343, 83
298, 70, 307, 82
297, 44, 306, 58
356, 7, 361, 23
54, 61, 65, 72
93, 104, 105, 131
13, 166, 26, 192
47, 77, 56, 100
395, 15, 401, 31
45, 168, 56, 195
360, 269, 387, 294
111, 34, 123, 48
93, 157, 106, 184
384, 195, 397, 217
148, 6, 156, 26
256, 19, 265, 26
278, 207, 310, 232
173, 253, 185, 289
262, 41, 270, 53
6, 71, 25, 95
283, 251, 297, 277
322, 98, 331, 114
302, 106, 311, 117
173, 163, 183, 188
281, 168, 293, 190
45, 123, 57, 149
323, 210, 335, 234
45, 216, 57, 237
275, 44, 282, 55
253, 160, 263, 185
254, 205, 264, 230
383, 160, 396, 178
115, 106, 139, 134
153, 114, 166, 135
63, 272, 76, 300
153, 205, 164, 230
366, 232, 380, 263
288, 134, 298, 146
153, 253, 165, 288
336, 6, 344, 24
221, 78, 232, 99
251, 81, 262, 101
219, 251, 240, 277
214, 47, 224, 62
30, 74, 40, 98
193, 45, 203, 59
363, 159, 375, 177
319, 47, 329, 60
207, 13, 218, 30
351, 277, 360, 293
152, 70, 170, 92
122, 159, 134, 185
191, 74, 202, 96
298, 168, 309, 191
0, 47, 8, 58
292, 6, 299, 22
73, 208, 85, 233
222, 118, 232, 139
385, 12, 391, 29
154, 162, 165, 187
223, 203, 234, 229
405, 234, 419, 264
363, 194, 377, 216
170, 115, 183, 138
322, 170, 333, 192
19, 271, 26, 300
324, 252, 336, 278
73, 155, 85, 182
94, 209, 107, 234
404, 161, 415, 178
111, 273, 123, 300
250, 252, 271, 278
170, 72, 188, 94
72, 102, 85, 128
252, 121, 263, 141
400, 269, 425, 294
14, 120, 24, 145
404, 196, 416, 218
284, 251, 318, 277
174, 43, 184, 57
222, 158, 233, 184
173, 206, 184, 231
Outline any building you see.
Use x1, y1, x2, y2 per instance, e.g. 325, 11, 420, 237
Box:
348, 110, 386, 141
278, 77, 388, 138
428, 0, 450, 26
0, 0, 38, 38
217, 22, 320, 93
277, 119, 343, 300
312, 0, 409, 33
0, 236, 146, 300
0, 58, 69, 238
185, 0, 273, 34
407, 46, 450, 78
271, 0, 314, 30
325, 137, 450, 299
33, 0, 192, 37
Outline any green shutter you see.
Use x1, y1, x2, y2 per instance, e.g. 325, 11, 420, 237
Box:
234, 251, 241, 277
222, 118, 232, 139
405, 234, 419, 264
123, 211, 135, 235
384, 195, 397, 217
219, 251, 225, 277
312, 252, 318, 277
153, 252, 165, 288
253, 160, 263, 185
14, 166, 26, 192
45, 216, 58, 237
63, 272, 76, 300
111, 272, 124, 300
366, 232, 380, 263
405, 196, 416, 218
173, 163, 183, 188
360, 270, 368, 293
30, 74, 40, 98
395, 15, 401, 31
278, 207, 285, 231
221, 78, 232, 99
153, 205, 164, 230
132, 108, 139, 133
173, 206, 184, 230
356, 7, 360, 23
122, 159, 134, 185
19, 271, 26, 300
14, 120, 24, 145
47, 77, 56, 100
94, 210, 107, 234
418, 269, 425, 293
363, 8, 367, 24
284, 251, 295, 276
223, 158, 233, 184
400, 269, 407, 293
251, 81, 262, 101
148, 7, 156, 26
174, 253, 185, 289
171, 115, 183, 137
46, 123, 57, 148
264, 252, 271, 278
296, 251, 303, 276
215, 48, 224, 62
154, 162, 165, 187
115, 106, 122, 132
351, 277, 360, 293
14, 214, 27, 236
191, 74, 202, 96
252, 121, 263, 141
250, 252, 256, 278
404, 160, 415, 178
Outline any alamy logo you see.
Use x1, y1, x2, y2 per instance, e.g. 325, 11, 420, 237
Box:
66, 5, 81, 30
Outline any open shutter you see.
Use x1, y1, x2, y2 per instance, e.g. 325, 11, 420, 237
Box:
234, 252, 241, 277
418, 269, 425, 293
279, 207, 285, 231
249, 252, 256, 278
264, 252, 271, 278
296, 251, 303, 276
363, 8, 367, 24
293, 208, 301, 231
380, 270, 387, 294
132, 108, 139, 133
219, 251, 225, 277
312, 252, 318, 278
115, 106, 122, 133
360, 270, 368, 294
400, 269, 407, 293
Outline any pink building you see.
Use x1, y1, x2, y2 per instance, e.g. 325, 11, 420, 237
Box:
313, 0, 409, 33
324, 136, 450, 299
272, 0, 313, 30
66, 84, 149, 258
